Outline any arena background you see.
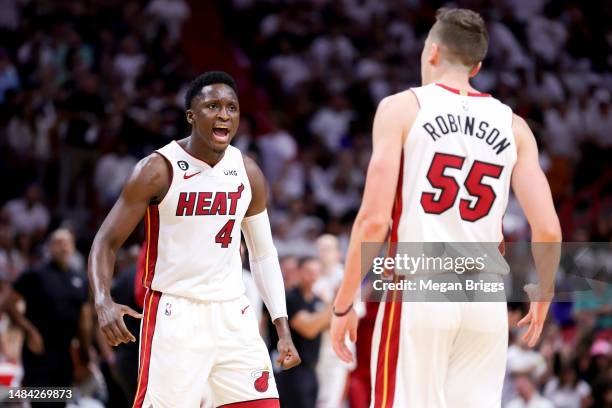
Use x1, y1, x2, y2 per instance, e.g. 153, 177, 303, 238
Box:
0, 0, 610, 407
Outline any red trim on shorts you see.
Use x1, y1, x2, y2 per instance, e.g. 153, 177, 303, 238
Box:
373, 281, 403, 408
390, 151, 404, 244
217, 398, 280, 407
133, 290, 162, 408
435, 83, 491, 97
143, 205, 160, 288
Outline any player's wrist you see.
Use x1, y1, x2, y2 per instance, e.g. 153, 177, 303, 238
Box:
273, 316, 291, 337
332, 303, 353, 317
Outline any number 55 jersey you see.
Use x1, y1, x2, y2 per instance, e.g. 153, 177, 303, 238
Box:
143, 140, 252, 302
399, 83, 517, 244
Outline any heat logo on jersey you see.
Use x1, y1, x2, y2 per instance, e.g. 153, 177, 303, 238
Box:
175, 184, 244, 216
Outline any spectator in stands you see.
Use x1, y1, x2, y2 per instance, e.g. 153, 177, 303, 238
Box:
276, 257, 331, 408
3, 184, 50, 240
145, 0, 191, 44
309, 92, 355, 152
7, 229, 91, 397
257, 115, 297, 184
573, 271, 612, 331
313, 234, 351, 408
506, 373, 554, 408
0, 48, 19, 103
57, 71, 104, 212
5, 94, 54, 170
94, 141, 138, 208
507, 327, 549, 384
106, 245, 141, 405
0, 224, 26, 282
543, 360, 592, 408
113, 35, 145, 96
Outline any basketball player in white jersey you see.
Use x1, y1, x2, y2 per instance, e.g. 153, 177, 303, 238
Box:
89, 72, 300, 408
331, 8, 562, 408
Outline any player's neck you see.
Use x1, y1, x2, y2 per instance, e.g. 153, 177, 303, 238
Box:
428, 72, 475, 93
185, 136, 225, 167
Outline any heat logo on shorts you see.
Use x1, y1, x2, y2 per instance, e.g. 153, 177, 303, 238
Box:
251, 368, 270, 393
164, 302, 172, 316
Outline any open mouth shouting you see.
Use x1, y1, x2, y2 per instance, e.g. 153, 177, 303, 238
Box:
212, 125, 231, 143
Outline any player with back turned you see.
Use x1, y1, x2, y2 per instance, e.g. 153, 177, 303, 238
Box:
331, 8, 562, 408
88, 71, 300, 408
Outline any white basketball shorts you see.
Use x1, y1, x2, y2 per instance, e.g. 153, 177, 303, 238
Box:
370, 301, 508, 408
133, 290, 279, 408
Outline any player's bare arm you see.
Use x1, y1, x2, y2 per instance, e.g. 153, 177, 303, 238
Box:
511, 114, 562, 347
331, 90, 419, 363
243, 155, 301, 370
88, 154, 170, 346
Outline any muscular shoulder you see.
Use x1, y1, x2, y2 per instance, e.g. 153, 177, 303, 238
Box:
511, 114, 535, 153
379, 90, 419, 124
379, 90, 419, 114
124, 153, 171, 203
374, 90, 420, 144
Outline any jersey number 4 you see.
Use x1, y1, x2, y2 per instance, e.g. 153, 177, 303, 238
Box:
421, 152, 503, 222
215, 220, 235, 248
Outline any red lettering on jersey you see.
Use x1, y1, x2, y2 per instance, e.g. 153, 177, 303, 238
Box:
175, 184, 244, 216
195, 192, 212, 215
228, 184, 244, 215
210, 192, 227, 215
176, 192, 196, 216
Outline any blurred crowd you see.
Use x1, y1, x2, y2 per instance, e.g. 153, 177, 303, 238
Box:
0, 0, 610, 407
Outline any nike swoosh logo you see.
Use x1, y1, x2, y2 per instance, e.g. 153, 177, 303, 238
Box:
241, 305, 250, 314
183, 172, 201, 179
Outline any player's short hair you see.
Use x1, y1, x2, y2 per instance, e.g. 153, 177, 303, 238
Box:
429, 8, 488, 68
184, 71, 238, 110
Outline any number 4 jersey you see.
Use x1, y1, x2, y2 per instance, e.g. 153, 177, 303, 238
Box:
142, 140, 252, 301
398, 83, 517, 243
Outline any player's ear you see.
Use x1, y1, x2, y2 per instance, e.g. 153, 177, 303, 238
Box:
469, 62, 482, 78
186, 109, 194, 125
428, 42, 441, 66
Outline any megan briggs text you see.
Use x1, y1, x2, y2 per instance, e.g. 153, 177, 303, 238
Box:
372, 278, 505, 293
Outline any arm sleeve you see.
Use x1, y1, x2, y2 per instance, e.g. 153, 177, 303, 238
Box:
241, 210, 287, 321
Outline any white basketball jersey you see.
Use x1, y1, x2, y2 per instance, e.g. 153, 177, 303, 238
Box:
394, 83, 517, 243
142, 141, 251, 301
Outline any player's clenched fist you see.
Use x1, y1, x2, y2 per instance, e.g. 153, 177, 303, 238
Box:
276, 335, 301, 370
95, 300, 142, 346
